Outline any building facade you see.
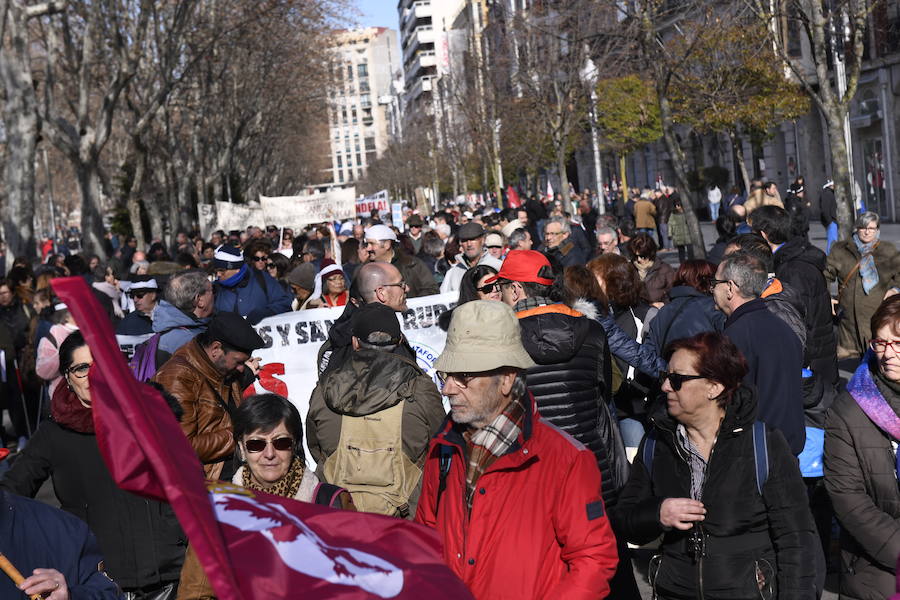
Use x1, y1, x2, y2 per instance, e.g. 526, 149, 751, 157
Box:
325, 27, 399, 187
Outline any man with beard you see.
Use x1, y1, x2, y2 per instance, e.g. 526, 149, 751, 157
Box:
154, 312, 264, 480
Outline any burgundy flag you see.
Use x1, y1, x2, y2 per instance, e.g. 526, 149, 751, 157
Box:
53, 277, 473, 600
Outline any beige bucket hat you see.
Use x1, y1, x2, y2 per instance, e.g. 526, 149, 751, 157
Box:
434, 300, 536, 373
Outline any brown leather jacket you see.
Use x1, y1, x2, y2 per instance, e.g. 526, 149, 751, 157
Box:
153, 339, 242, 481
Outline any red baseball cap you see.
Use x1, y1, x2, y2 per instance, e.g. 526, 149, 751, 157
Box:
485, 250, 554, 286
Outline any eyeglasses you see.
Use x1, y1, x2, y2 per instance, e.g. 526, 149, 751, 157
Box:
244, 437, 294, 453
485, 245, 503, 250
379, 280, 406, 290
708, 278, 731, 292
660, 371, 706, 391
266, 263, 276, 269
870, 339, 900, 353
251, 256, 267, 262
436, 371, 479, 388
67, 362, 92, 379
477, 283, 500, 294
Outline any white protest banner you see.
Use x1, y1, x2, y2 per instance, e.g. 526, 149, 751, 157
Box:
391, 202, 404, 231
198, 202, 265, 239
260, 188, 356, 228
356, 190, 390, 215
245, 292, 457, 436
116, 333, 153, 360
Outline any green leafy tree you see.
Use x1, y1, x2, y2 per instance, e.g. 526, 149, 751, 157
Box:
594, 75, 662, 203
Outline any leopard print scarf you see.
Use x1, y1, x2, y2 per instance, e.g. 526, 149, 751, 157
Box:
241, 456, 305, 498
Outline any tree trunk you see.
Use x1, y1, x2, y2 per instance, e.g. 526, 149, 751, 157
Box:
658, 93, 706, 258
77, 162, 108, 259
557, 144, 571, 214
125, 149, 147, 248
822, 109, 855, 240
730, 131, 751, 195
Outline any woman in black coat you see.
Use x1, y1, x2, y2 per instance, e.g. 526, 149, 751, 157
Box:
0, 332, 186, 598
613, 332, 818, 599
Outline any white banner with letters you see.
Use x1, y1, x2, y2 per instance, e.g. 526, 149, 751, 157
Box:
260, 189, 356, 229
356, 190, 390, 215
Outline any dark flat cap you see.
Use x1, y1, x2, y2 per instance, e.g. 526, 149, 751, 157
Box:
457, 222, 485, 241
206, 312, 265, 354
406, 214, 424, 227
352, 302, 402, 346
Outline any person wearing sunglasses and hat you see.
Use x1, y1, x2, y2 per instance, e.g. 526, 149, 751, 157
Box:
415, 300, 618, 600
116, 276, 159, 336
613, 332, 817, 600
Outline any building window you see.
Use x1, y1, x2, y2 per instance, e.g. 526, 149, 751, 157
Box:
364, 137, 376, 152
337, 155, 343, 169
346, 64, 353, 80
356, 153, 362, 166
357, 63, 368, 78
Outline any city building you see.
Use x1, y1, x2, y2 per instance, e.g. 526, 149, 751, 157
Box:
325, 27, 399, 187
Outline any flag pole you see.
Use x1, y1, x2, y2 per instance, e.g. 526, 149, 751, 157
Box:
0, 553, 42, 600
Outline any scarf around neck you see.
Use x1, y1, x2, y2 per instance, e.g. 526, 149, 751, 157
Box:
464, 397, 526, 511
218, 264, 249, 288
847, 350, 900, 441
241, 456, 305, 498
852, 232, 880, 295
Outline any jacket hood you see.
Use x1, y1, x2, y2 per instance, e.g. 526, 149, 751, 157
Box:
152, 300, 206, 334
320, 349, 423, 416
668, 285, 706, 300
518, 304, 590, 364
572, 298, 601, 321
650, 383, 757, 438
51, 381, 94, 434
776, 238, 826, 271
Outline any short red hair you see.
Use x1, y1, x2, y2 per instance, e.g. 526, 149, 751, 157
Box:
664, 332, 748, 407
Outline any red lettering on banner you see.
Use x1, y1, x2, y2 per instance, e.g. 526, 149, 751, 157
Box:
258, 363, 289, 397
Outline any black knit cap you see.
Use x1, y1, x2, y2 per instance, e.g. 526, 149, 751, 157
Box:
352, 302, 402, 346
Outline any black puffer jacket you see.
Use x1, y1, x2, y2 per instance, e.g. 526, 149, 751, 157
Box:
0, 388, 186, 590
515, 298, 621, 506
612, 386, 818, 599
773, 238, 837, 385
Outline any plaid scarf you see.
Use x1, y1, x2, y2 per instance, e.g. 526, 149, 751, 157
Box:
513, 296, 554, 314
464, 398, 526, 512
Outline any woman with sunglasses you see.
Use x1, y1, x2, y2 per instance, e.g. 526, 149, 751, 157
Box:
613, 332, 817, 599
824, 295, 900, 599
264, 252, 291, 293
178, 393, 354, 598
437, 265, 500, 330
2, 331, 188, 598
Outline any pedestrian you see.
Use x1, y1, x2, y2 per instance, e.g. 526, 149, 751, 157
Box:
115, 276, 159, 336
440, 222, 503, 293
541, 216, 588, 267
613, 332, 818, 600
365, 224, 439, 298
153, 312, 264, 481
824, 211, 900, 359
307, 302, 445, 517
667, 198, 693, 262
212, 245, 292, 324
632, 193, 657, 240
819, 180, 838, 253
707, 183, 722, 221
285, 263, 318, 310
415, 300, 619, 599
152, 270, 215, 367
628, 234, 675, 305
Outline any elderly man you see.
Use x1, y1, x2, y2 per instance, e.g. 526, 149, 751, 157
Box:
415, 300, 618, 599
152, 269, 215, 367
542, 216, 587, 267
440, 222, 503, 293
595, 226, 621, 256
364, 224, 438, 298
154, 312, 264, 480
212, 245, 292, 324
116, 275, 159, 335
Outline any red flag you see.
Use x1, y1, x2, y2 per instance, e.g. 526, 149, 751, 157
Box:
52, 277, 474, 600
507, 185, 522, 208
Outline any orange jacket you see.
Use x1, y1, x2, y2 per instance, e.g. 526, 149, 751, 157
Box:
415, 396, 618, 600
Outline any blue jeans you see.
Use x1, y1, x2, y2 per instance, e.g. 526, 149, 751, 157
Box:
657, 222, 671, 249
709, 201, 720, 221
826, 222, 838, 254
618, 417, 646, 449
637, 228, 656, 242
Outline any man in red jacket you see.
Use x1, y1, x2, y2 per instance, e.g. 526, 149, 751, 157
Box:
415, 300, 618, 599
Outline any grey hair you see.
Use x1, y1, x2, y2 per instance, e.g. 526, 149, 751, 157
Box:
165, 270, 210, 311
854, 211, 879, 230
719, 251, 767, 299
595, 226, 618, 240
510, 372, 527, 401
545, 216, 571, 235
357, 331, 399, 352
508, 228, 530, 250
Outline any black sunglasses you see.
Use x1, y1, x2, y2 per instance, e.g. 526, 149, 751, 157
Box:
660, 371, 706, 391
244, 437, 294, 453
130, 290, 153, 299
266, 263, 276, 269
477, 282, 500, 294
708, 278, 731, 291
251, 256, 267, 262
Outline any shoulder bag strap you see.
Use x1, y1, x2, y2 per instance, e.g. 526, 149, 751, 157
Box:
751, 421, 769, 496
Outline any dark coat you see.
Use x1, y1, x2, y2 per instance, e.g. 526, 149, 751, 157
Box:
392, 250, 439, 298
0, 490, 123, 599
213, 267, 293, 324
819, 188, 837, 226
515, 300, 622, 506
612, 386, 818, 599
1, 400, 186, 589
544, 238, 588, 268
646, 286, 725, 353
0, 298, 31, 352
115, 309, 153, 336
642, 260, 676, 304
824, 371, 900, 600
773, 238, 838, 385
724, 298, 805, 455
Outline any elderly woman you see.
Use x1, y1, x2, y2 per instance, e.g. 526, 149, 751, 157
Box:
178, 393, 354, 599
824, 296, 900, 599
614, 332, 817, 599
316, 263, 349, 307
2, 332, 187, 598
628, 233, 675, 305
824, 211, 900, 359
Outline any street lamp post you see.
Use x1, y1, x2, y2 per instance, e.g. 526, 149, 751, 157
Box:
581, 57, 605, 215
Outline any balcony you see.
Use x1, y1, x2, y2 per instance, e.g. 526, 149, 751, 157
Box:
402, 25, 435, 65
401, 1, 433, 35
404, 75, 433, 105
404, 50, 437, 83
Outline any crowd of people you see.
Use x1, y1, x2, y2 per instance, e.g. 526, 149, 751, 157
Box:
0, 180, 898, 600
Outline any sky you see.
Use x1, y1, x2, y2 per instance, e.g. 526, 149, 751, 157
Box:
355, 0, 400, 30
